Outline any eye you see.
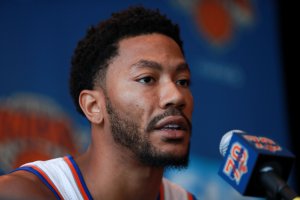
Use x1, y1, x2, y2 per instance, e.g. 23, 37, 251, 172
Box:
176, 79, 190, 87
137, 76, 155, 84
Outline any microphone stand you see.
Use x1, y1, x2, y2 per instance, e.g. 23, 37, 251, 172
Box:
260, 170, 299, 200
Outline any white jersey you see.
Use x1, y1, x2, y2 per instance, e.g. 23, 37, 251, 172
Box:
14, 155, 197, 200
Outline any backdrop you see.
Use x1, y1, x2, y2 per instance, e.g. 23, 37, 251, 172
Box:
0, 1, 294, 199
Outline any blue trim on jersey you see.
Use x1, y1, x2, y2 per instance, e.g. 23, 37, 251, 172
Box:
67, 155, 93, 200
13, 166, 62, 200
192, 194, 198, 200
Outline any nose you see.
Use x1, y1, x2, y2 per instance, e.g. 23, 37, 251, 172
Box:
159, 81, 186, 110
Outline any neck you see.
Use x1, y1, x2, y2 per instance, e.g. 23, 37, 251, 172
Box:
75, 135, 164, 200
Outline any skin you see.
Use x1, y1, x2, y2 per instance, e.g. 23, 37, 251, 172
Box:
0, 33, 194, 200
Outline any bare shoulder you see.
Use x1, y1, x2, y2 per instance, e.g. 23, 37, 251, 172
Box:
0, 170, 55, 200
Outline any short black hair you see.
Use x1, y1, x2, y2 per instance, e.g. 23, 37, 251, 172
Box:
70, 5, 184, 115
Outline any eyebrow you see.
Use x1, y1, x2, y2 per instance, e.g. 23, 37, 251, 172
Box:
131, 59, 190, 73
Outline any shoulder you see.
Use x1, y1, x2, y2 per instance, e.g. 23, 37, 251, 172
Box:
162, 178, 198, 200
0, 170, 55, 200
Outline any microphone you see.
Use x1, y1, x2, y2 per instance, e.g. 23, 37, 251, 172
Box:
218, 130, 299, 200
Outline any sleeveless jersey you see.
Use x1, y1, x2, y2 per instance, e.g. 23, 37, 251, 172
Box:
13, 155, 197, 200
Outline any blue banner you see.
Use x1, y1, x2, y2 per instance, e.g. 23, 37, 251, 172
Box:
0, 1, 290, 199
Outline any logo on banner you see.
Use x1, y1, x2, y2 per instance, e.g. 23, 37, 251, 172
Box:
242, 135, 282, 152
0, 93, 81, 173
223, 142, 248, 184
171, 0, 254, 47
194, 0, 254, 46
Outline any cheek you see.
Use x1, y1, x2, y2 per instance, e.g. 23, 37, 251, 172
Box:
184, 93, 194, 121
109, 87, 150, 121
113, 88, 141, 108
189, 94, 194, 113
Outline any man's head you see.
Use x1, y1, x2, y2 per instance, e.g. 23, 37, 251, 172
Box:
70, 6, 193, 168
70, 6, 183, 115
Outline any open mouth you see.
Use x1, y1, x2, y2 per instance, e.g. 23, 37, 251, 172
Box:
153, 116, 190, 141
154, 116, 189, 131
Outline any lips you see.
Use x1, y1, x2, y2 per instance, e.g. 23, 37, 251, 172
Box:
154, 116, 188, 130
153, 116, 190, 139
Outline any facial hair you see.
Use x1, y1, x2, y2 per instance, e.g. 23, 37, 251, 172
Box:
105, 95, 191, 169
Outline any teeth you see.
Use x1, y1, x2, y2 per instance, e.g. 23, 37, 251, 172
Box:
163, 124, 180, 129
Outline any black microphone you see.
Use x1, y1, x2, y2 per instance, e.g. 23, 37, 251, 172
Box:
218, 130, 299, 200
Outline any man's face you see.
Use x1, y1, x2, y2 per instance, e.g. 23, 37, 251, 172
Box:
104, 33, 193, 168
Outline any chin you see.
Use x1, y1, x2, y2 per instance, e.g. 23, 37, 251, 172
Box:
160, 139, 190, 155
137, 142, 191, 168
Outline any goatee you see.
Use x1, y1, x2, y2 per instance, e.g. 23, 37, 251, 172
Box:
105, 95, 191, 169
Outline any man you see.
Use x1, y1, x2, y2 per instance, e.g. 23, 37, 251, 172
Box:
0, 6, 196, 200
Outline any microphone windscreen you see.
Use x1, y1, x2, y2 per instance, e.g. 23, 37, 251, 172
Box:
219, 129, 246, 157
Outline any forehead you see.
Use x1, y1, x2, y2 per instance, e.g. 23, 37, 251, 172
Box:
109, 33, 187, 72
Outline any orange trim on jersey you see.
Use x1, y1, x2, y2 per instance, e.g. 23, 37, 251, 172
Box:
159, 183, 165, 200
187, 192, 194, 200
63, 156, 89, 200
29, 165, 64, 199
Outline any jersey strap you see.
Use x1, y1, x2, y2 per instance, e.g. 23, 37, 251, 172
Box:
12, 165, 63, 200
63, 155, 93, 200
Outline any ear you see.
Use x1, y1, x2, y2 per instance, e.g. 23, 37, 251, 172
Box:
79, 89, 104, 124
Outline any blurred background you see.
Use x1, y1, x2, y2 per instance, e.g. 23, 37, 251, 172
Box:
0, 0, 298, 199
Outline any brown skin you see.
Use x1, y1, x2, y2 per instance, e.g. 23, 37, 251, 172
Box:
0, 33, 194, 200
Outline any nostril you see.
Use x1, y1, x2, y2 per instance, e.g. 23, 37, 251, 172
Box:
159, 82, 186, 109
164, 102, 185, 110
